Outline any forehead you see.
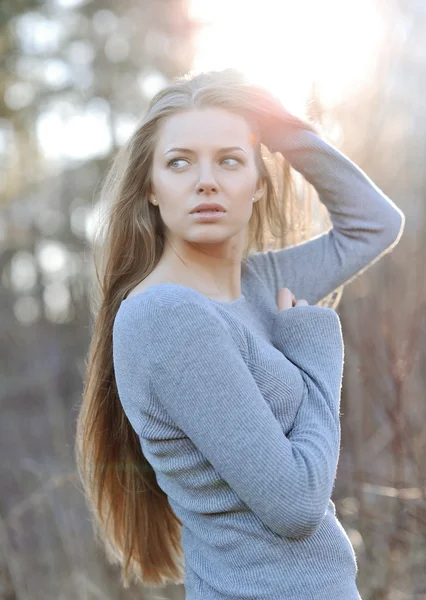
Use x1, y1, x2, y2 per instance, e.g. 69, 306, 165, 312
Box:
155, 108, 254, 153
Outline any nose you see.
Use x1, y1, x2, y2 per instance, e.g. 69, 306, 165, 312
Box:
195, 163, 218, 195
196, 182, 218, 195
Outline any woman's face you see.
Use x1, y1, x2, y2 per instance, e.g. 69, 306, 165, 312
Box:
149, 107, 264, 255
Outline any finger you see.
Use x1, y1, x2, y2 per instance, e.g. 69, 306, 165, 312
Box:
277, 288, 289, 311
295, 299, 309, 307
278, 288, 296, 311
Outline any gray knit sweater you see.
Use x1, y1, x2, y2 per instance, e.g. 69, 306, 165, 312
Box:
112, 128, 405, 599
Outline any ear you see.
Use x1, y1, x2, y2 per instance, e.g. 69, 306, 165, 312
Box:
253, 176, 266, 202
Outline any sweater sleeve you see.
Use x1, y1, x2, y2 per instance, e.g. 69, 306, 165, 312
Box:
271, 304, 345, 527
246, 128, 405, 306
146, 298, 344, 539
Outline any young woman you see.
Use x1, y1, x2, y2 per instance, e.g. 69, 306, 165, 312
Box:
75, 69, 404, 599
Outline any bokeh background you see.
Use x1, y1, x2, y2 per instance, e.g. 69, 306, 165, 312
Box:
0, 1, 425, 599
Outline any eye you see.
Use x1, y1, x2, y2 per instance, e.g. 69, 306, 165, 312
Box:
167, 158, 190, 169
221, 156, 242, 166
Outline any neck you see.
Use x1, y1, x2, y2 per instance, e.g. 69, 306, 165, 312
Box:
157, 240, 244, 302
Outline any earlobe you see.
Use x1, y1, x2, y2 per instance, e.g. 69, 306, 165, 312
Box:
254, 177, 266, 201
253, 184, 265, 202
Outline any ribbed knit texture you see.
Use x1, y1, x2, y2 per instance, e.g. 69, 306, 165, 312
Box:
112, 128, 404, 599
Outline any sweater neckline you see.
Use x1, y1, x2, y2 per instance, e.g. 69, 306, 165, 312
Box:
122, 282, 246, 307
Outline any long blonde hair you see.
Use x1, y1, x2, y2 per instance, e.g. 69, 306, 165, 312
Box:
74, 68, 343, 591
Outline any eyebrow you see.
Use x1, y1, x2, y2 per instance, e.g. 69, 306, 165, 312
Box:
163, 146, 247, 156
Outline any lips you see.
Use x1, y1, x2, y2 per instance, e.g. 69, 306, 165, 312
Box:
190, 203, 226, 213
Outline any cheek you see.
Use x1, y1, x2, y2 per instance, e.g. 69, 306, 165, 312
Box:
230, 173, 257, 197
158, 172, 192, 194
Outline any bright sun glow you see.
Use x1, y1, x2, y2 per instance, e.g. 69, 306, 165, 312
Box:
189, 0, 384, 115
28, 1, 385, 165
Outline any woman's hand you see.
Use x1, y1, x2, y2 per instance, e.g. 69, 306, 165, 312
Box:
245, 88, 293, 148
277, 287, 309, 311
244, 85, 317, 152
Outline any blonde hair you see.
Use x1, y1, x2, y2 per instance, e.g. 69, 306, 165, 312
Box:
74, 68, 343, 591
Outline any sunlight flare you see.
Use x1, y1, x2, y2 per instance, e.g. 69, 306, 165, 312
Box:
189, 0, 384, 114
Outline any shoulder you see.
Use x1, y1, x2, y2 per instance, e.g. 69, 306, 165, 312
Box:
113, 284, 240, 368
114, 283, 222, 338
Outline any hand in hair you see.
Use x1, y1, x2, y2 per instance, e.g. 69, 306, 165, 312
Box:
245, 84, 316, 152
